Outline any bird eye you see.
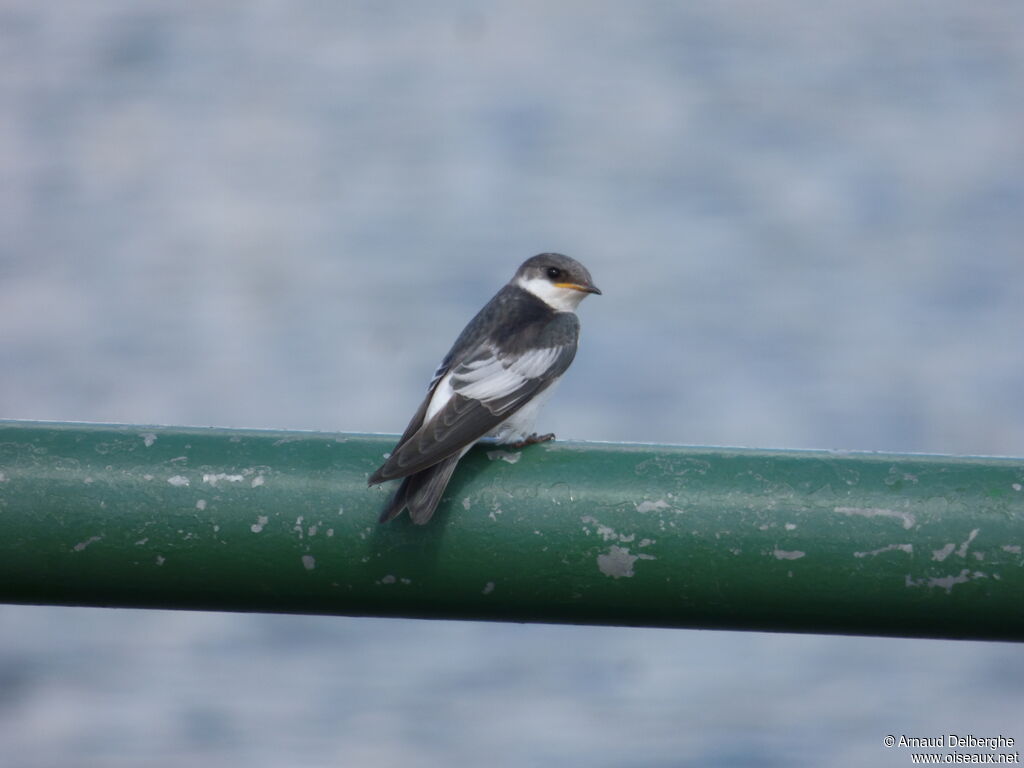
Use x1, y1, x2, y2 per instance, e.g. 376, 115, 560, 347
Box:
546, 267, 562, 280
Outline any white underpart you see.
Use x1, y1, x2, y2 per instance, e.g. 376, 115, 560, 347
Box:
516, 275, 588, 312
425, 373, 455, 422
488, 379, 558, 443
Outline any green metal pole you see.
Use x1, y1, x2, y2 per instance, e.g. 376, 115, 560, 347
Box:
1, 419, 1022, 641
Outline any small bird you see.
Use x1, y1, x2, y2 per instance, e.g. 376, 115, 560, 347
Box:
369, 253, 601, 525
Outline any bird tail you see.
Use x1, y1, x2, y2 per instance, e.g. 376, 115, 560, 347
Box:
378, 453, 462, 525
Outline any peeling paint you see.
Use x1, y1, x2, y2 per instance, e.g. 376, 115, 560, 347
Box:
487, 450, 521, 464
203, 473, 244, 486
250, 515, 269, 534
596, 545, 655, 578
195, 499, 207, 511
140, 433, 157, 447
0, 471, 7, 482
462, 497, 472, 510
597, 546, 638, 578
155, 555, 166, 566
834, 506, 915, 530
380, 574, 396, 585
482, 581, 495, 595
135, 538, 148, 546
581, 515, 639, 545
72, 535, 103, 552
933, 529, 981, 561
784, 523, 797, 531
251, 475, 265, 487
635, 500, 669, 513
773, 549, 805, 561
1013, 483, 1022, 492
301, 555, 316, 571
956, 528, 979, 558
906, 569, 978, 593
1002, 545, 1022, 554
167, 475, 190, 487
854, 543, 913, 558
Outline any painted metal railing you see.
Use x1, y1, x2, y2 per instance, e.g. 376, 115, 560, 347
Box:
1, 420, 1021, 641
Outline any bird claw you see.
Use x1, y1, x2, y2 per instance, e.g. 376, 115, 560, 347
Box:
509, 432, 556, 449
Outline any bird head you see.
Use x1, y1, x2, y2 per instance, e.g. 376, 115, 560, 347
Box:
514, 253, 601, 312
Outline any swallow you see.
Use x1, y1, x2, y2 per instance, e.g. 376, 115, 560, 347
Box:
368, 253, 601, 524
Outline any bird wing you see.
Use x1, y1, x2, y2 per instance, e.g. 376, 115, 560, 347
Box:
369, 323, 578, 484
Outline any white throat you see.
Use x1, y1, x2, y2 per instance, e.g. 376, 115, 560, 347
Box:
516, 276, 588, 312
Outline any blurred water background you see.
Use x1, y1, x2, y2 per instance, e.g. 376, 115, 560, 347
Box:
2, 2, 1023, 766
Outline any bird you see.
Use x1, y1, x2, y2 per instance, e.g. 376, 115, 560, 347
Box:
368, 253, 601, 525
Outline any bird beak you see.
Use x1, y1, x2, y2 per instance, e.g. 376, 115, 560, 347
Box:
557, 282, 602, 295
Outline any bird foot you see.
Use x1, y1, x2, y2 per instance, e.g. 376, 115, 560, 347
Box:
509, 432, 555, 449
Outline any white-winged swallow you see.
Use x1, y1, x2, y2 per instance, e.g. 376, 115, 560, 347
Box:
368, 253, 601, 524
